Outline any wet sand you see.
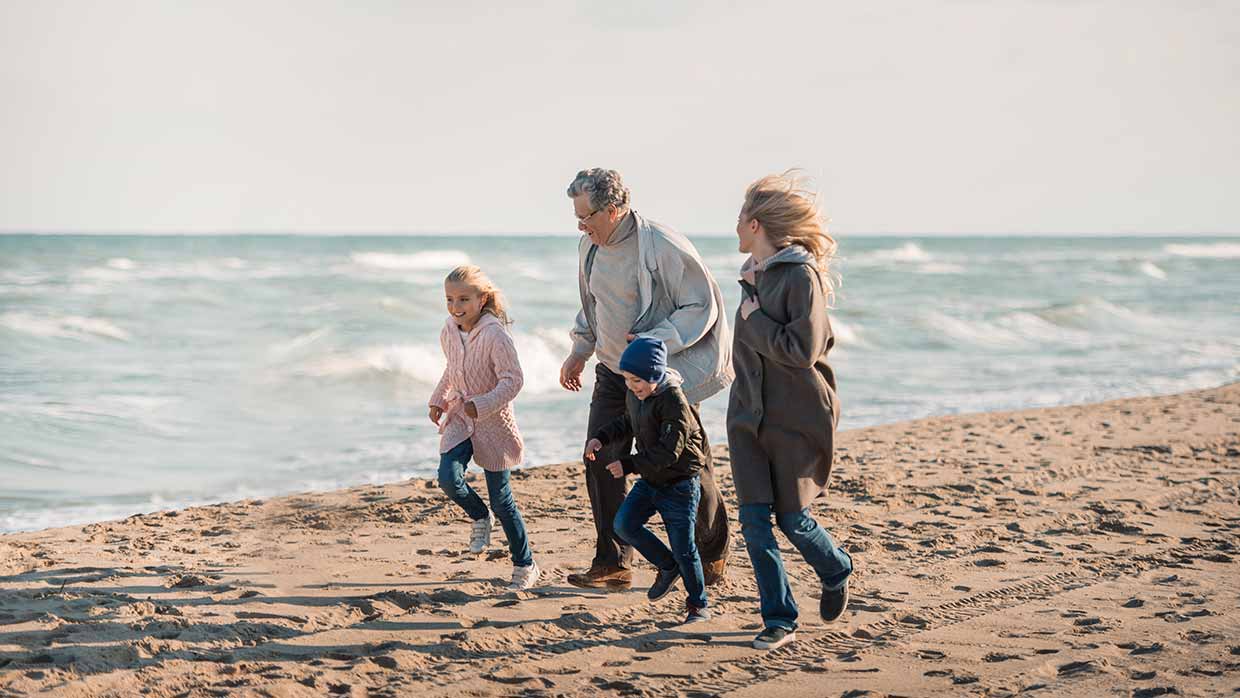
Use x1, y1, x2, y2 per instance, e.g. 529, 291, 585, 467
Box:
2, 383, 1238, 697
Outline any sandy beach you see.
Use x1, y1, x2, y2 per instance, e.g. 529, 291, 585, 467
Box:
2, 383, 1237, 697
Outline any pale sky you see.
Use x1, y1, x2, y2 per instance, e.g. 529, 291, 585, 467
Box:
2, 1, 1237, 235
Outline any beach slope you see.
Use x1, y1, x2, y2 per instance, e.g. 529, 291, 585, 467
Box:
2, 384, 1238, 697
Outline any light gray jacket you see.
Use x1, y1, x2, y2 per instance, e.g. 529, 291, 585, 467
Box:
571, 211, 733, 404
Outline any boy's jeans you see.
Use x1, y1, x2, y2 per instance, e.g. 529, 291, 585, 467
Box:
738, 503, 852, 631
437, 439, 533, 567
613, 476, 708, 609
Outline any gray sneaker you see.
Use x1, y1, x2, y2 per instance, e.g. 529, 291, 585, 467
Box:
468, 512, 493, 554
753, 626, 796, 650
683, 606, 711, 624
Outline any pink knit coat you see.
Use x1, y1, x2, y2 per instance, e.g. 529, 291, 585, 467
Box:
428, 313, 525, 471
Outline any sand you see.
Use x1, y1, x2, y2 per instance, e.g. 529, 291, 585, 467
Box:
1, 383, 1238, 697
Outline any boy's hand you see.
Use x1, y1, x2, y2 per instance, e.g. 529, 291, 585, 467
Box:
464, 401, 478, 418
605, 461, 625, 479
740, 296, 760, 320
584, 438, 603, 462
428, 406, 443, 425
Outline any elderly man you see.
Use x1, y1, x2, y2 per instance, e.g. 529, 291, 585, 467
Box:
560, 168, 733, 589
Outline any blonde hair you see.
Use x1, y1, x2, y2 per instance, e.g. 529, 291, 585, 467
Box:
445, 265, 511, 326
742, 169, 839, 299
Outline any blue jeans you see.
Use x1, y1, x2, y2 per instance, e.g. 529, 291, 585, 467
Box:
739, 503, 852, 631
437, 439, 533, 567
613, 477, 707, 609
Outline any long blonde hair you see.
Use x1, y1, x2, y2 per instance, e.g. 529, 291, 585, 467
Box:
445, 265, 511, 326
742, 169, 839, 300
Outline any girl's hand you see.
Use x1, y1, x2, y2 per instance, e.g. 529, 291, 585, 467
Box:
605, 461, 625, 479
428, 406, 443, 425
584, 438, 603, 462
740, 296, 761, 320
464, 401, 478, 418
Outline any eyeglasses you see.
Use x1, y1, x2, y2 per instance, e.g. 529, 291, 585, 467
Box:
576, 207, 601, 223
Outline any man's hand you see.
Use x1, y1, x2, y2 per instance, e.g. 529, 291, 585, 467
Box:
605, 461, 625, 479
428, 406, 443, 426
584, 438, 603, 462
464, 401, 478, 418
560, 354, 586, 392
740, 296, 761, 320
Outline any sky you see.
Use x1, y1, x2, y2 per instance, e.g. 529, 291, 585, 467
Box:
1, 1, 1237, 235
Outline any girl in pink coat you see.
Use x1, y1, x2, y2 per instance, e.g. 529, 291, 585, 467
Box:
429, 265, 539, 590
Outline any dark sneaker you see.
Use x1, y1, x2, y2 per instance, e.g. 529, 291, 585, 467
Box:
683, 606, 711, 624
567, 565, 632, 590
820, 580, 849, 622
752, 626, 797, 650
647, 566, 681, 601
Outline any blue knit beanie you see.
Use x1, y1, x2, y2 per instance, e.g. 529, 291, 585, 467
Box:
619, 336, 667, 385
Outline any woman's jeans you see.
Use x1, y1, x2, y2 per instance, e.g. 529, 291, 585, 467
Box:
739, 503, 852, 631
613, 476, 708, 609
437, 439, 533, 567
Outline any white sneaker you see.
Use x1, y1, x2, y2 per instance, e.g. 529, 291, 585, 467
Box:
469, 512, 493, 553
507, 561, 541, 591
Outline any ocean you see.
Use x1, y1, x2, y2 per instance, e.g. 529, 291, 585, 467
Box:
1, 234, 1237, 532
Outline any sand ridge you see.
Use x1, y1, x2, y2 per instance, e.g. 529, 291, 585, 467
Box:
1, 384, 1238, 697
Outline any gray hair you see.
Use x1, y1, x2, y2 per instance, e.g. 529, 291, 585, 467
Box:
566, 168, 631, 212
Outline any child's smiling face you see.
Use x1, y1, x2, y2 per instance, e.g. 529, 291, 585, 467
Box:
445, 280, 487, 331
621, 370, 657, 400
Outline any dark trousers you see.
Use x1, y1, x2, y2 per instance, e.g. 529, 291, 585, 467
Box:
584, 362, 731, 570
614, 477, 707, 608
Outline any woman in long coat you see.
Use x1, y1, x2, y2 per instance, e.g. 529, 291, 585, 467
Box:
727, 171, 853, 651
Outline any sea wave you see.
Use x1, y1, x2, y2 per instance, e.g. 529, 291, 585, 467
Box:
76, 258, 293, 283
293, 344, 445, 384
1138, 261, 1167, 280
922, 298, 1164, 351
0, 312, 131, 341
1163, 242, 1240, 259
350, 250, 471, 271
283, 328, 571, 395
847, 242, 932, 265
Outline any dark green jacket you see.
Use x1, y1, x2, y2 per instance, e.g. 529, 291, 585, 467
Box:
727, 245, 840, 512
594, 375, 708, 487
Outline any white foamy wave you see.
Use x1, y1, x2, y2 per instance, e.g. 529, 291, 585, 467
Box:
830, 318, 866, 347
1138, 261, 1167, 280
1164, 242, 1240, 259
267, 326, 333, 359
511, 329, 572, 395
76, 258, 290, 283
0, 270, 52, 286
294, 344, 445, 384
0, 312, 131, 341
1037, 298, 1162, 334
350, 250, 470, 271
925, 312, 1026, 349
847, 242, 932, 266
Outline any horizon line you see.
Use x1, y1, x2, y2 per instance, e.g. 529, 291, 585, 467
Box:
2, 230, 1238, 238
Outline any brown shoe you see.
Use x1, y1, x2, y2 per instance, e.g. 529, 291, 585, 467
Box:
567, 565, 632, 590
703, 557, 728, 586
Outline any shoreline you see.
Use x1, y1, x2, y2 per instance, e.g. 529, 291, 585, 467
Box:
2, 383, 1237, 696
5, 380, 1236, 536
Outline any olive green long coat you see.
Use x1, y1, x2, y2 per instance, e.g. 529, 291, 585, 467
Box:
726, 245, 840, 513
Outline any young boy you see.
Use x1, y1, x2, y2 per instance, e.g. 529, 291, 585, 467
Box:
584, 337, 711, 624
